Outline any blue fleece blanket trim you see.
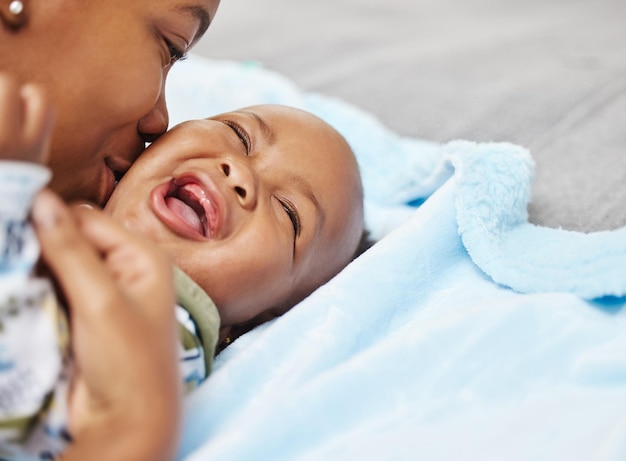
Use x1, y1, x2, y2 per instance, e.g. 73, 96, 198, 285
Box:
446, 141, 626, 299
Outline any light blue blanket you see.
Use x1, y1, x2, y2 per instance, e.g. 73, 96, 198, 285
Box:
168, 55, 626, 461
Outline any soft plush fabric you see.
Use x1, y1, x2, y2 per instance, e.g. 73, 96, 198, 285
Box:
447, 141, 626, 298
177, 146, 626, 461
166, 56, 626, 461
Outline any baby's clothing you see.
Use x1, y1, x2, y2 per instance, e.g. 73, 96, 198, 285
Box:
0, 277, 67, 459
0, 161, 220, 460
174, 266, 220, 393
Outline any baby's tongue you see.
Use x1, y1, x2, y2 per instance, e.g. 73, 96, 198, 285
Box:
165, 196, 203, 235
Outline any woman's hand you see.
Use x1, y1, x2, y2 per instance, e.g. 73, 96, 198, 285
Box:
33, 190, 181, 461
0, 73, 54, 163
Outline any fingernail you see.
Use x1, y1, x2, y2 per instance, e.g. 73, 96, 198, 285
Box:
32, 189, 62, 229
76, 203, 94, 210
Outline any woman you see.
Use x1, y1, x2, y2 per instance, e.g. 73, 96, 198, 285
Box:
0, 0, 220, 459
1, 0, 220, 204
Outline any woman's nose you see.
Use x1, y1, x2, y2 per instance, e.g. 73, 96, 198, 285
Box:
137, 88, 169, 143
220, 160, 257, 209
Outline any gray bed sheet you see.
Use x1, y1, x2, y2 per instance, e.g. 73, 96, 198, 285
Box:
194, 0, 626, 233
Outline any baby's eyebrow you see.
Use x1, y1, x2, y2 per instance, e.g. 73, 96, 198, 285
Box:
244, 111, 276, 146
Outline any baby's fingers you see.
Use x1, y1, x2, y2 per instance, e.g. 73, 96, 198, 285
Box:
33, 190, 150, 386
33, 191, 181, 459
0, 74, 54, 163
20, 84, 55, 163
72, 205, 175, 325
32, 189, 122, 319
0, 73, 23, 156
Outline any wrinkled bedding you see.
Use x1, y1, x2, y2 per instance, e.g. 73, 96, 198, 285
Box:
195, 0, 626, 233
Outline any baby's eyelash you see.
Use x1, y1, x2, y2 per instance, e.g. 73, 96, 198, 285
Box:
279, 198, 301, 239
223, 120, 251, 154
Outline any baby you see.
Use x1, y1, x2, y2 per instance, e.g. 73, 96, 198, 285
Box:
0, 104, 365, 459
106, 104, 365, 348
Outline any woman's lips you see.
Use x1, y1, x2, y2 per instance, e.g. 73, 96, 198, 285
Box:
150, 177, 222, 241
102, 157, 133, 204
102, 166, 117, 204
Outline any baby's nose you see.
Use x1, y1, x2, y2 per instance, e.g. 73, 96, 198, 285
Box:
220, 161, 257, 208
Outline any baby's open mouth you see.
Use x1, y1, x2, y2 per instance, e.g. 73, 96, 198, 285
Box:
165, 181, 213, 238
150, 175, 222, 241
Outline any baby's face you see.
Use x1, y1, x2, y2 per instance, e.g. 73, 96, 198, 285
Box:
105, 105, 363, 327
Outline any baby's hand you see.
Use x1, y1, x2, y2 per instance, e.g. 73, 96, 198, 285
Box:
33, 190, 181, 461
0, 73, 55, 163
